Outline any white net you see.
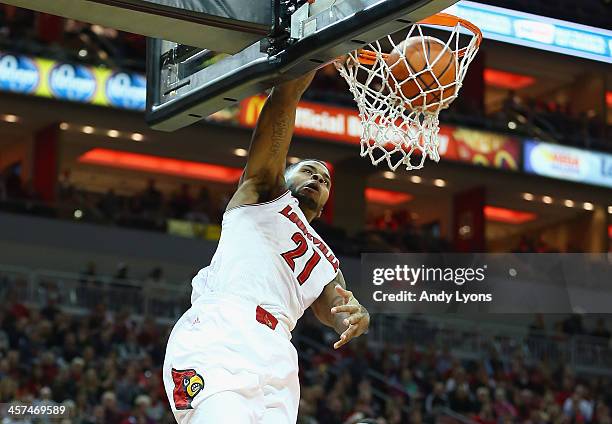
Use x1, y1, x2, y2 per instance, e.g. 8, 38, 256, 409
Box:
335, 14, 481, 171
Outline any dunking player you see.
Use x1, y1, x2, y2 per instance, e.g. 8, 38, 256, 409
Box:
163, 71, 370, 423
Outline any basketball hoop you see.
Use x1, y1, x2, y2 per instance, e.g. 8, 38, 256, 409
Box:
335, 13, 482, 171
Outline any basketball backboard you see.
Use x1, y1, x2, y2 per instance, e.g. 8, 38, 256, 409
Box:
1, 0, 274, 54
145, 0, 459, 132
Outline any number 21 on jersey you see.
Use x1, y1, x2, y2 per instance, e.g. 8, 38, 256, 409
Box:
280, 232, 321, 285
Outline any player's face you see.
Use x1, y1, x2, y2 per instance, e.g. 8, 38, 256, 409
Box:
286, 161, 331, 219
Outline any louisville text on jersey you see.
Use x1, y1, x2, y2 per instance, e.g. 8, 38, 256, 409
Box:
279, 205, 340, 272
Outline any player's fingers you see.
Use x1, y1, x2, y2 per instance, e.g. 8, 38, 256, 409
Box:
331, 304, 360, 314
334, 285, 353, 300
344, 313, 365, 326
333, 327, 354, 349
341, 324, 358, 341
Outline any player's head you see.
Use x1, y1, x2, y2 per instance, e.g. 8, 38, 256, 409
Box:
284, 159, 331, 221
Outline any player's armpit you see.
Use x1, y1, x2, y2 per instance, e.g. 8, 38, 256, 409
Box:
225, 174, 285, 211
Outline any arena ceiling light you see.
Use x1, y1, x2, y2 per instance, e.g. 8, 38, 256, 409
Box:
542, 196, 553, 204
484, 206, 536, 224
583, 202, 594, 211
365, 188, 413, 205
522, 193, 534, 201
433, 179, 446, 187
484, 69, 535, 90
287, 156, 300, 164
233, 148, 248, 157
78, 148, 243, 183
2, 114, 19, 123
608, 206, 612, 214
131, 133, 144, 142
383, 171, 396, 180
62, 123, 136, 141
409, 176, 422, 184
564, 200, 575, 208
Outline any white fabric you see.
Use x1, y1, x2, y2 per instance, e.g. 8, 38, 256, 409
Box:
164, 297, 300, 423
191, 190, 339, 331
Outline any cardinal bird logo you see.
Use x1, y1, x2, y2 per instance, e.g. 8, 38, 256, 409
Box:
171, 368, 205, 410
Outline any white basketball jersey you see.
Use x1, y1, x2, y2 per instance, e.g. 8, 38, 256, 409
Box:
191, 191, 340, 331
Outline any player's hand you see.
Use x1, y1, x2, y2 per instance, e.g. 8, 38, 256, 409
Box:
331, 285, 369, 349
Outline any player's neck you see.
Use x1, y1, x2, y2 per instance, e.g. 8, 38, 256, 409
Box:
298, 205, 317, 223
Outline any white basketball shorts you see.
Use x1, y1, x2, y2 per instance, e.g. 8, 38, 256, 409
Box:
163, 296, 299, 423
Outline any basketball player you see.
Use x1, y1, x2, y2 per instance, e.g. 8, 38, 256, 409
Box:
163, 70, 370, 423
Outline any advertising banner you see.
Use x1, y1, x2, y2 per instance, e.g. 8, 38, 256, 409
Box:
524, 140, 612, 189
0, 52, 146, 111
239, 96, 521, 171
444, 1, 612, 63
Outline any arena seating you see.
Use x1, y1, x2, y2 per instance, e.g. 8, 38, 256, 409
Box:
2, 267, 611, 423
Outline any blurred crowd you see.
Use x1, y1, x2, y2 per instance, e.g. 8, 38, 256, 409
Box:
0, 168, 454, 256
2, 287, 612, 424
1, 164, 593, 256
491, 93, 610, 152
0, 295, 175, 423
295, 312, 612, 424
0, 168, 228, 231
0, 5, 146, 71
306, 66, 611, 153
55, 175, 228, 232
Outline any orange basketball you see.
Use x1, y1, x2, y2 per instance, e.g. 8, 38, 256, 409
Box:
386, 36, 457, 110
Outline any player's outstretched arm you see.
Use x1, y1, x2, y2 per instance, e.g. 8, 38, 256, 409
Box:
310, 270, 370, 349
239, 71, 316, 194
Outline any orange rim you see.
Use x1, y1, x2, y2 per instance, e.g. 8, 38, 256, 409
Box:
354, 13, 483, 66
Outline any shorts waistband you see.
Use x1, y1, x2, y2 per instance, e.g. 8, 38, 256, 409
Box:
193, 293, 292, 339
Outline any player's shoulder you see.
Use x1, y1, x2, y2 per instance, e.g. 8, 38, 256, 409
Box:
193, 266, 209, 279
225, 179, 292, 214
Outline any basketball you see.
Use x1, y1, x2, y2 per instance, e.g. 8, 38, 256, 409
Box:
385, 36, 457, 110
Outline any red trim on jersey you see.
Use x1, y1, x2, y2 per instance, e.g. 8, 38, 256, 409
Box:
256, 305, 278, 330
224, 190, 291, 214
